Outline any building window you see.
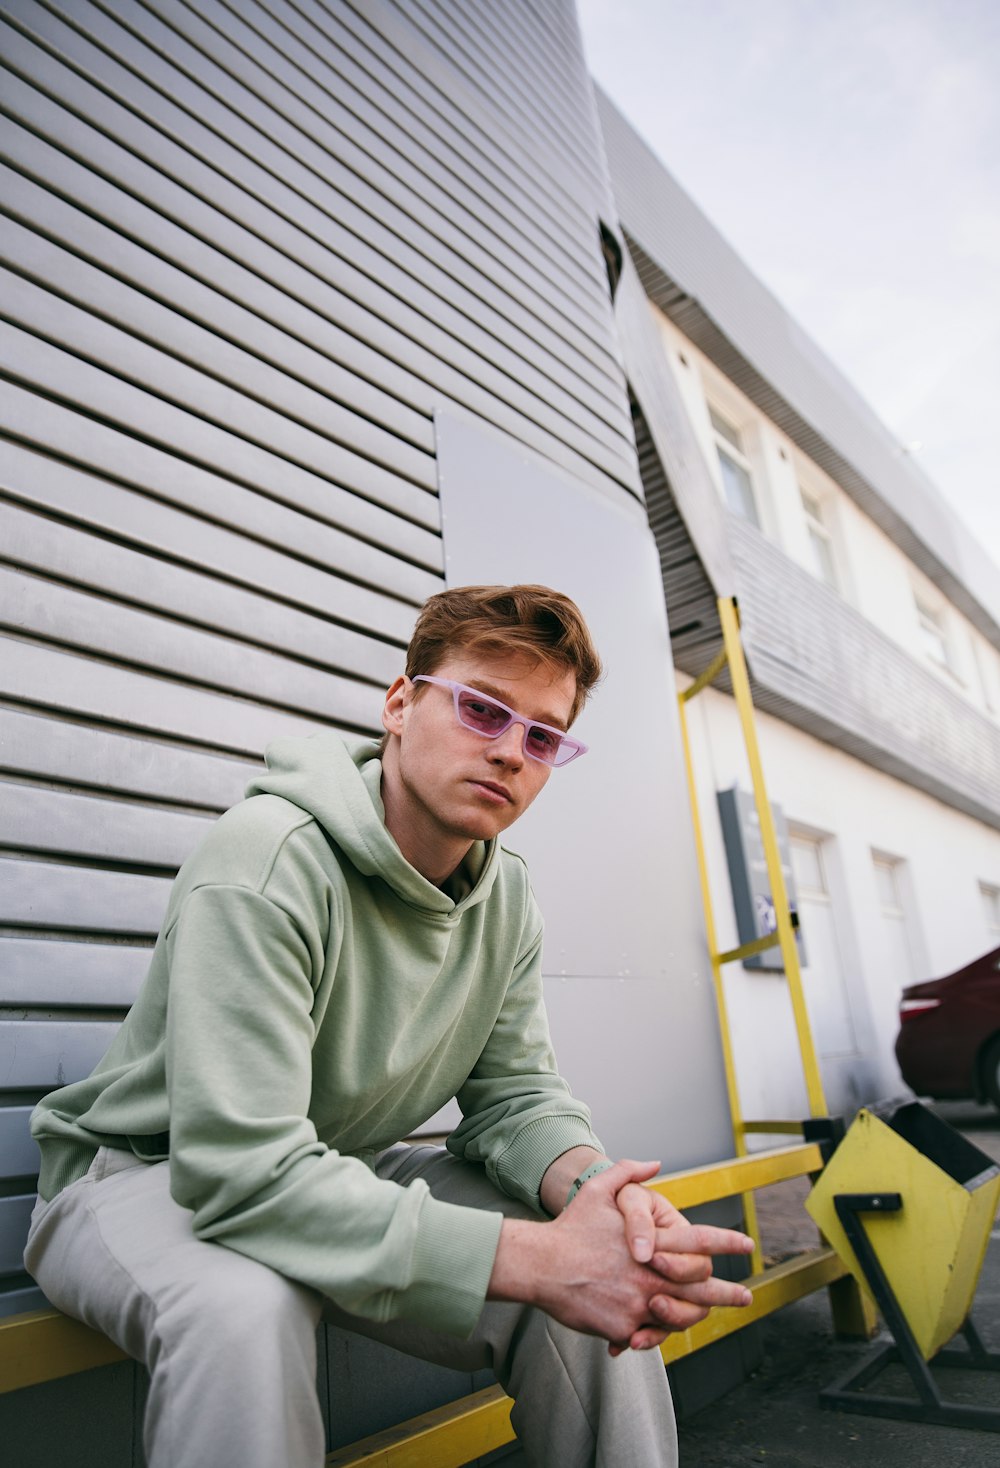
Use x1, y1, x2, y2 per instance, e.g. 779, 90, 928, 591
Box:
873, 857, 904, 915
972, 639, 998, 715
789, 834, 857, 1057
981, 882, 1000, 939
800, 487, 838, 590
873, 855, 917, 987
709, 406, 759, 525
914, 593, 952, 672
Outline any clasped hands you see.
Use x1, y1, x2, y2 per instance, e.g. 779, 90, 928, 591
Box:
491, 1154, 755, 1356
584, 1158, 755, 1355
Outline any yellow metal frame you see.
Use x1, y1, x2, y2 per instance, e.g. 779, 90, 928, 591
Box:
324, 1385, 515, 1467
0, 1308, 126, 1394
677, 596, 828, 1252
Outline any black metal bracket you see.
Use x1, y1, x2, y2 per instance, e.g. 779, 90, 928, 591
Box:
802, 1115, 846, 1165
820, 1192, 1000, 1432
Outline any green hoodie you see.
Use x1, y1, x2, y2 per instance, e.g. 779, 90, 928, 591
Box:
31, 734, 601, 1336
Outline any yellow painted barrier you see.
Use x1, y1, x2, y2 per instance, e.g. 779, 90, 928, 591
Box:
806, 1103, 1000, 1360
325, 1385, 515, 1468
0, 1307, 126, 1394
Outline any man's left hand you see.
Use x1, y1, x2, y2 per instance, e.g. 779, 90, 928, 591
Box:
610, 1160, 755, 1355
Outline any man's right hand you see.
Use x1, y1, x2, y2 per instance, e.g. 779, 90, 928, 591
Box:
487, 1159, 754, 1353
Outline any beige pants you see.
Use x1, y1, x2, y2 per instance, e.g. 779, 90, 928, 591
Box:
25, 1144, 676, 1468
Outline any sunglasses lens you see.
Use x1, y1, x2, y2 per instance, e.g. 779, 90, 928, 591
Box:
525, 726, 564, 765
456, 690, 510, 736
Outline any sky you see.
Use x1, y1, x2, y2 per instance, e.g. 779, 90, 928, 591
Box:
575, 0, 1000, 569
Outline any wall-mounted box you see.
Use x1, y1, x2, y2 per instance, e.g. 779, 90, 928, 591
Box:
717, 785, 805, 970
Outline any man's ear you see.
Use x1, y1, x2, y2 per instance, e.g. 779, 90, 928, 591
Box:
381, 675, 409, 737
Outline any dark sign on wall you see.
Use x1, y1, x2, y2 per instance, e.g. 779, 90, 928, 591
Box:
717, 786, 805, 971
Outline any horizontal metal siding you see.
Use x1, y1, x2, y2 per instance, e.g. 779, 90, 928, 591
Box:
633, 399, 724, 671
730, 519, 1000, 830
1, 15, 634, 491
394, 0, 602, 211
0, 0, 638, 1319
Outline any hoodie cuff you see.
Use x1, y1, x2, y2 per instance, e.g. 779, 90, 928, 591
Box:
495, 1115, 604, 1212
393, 1192, 504, 1338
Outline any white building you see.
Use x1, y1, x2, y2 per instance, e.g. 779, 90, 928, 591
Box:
599, 88, 1000, 1122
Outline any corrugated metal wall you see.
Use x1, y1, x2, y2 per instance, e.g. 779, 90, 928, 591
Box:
730, 519, 1000, 831
0, 0, 637, 1322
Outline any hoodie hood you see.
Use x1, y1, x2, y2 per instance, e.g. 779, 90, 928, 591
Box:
245, 732, 500, 917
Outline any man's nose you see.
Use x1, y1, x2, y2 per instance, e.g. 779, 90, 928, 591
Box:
488, 722, 525, 766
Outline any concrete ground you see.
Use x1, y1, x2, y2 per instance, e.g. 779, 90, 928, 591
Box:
495, 1100, 1000, 1467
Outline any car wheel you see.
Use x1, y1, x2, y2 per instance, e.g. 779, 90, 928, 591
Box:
983, 1035, 1000, 1112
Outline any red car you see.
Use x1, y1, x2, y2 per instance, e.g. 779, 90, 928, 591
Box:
895, 944, 1000, 1110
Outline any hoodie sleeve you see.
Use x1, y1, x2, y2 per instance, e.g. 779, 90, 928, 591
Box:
163, 877, 502, 1337
447, 895, 604, 1211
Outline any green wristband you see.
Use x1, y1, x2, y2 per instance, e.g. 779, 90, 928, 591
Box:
564, 1159, 614, 1210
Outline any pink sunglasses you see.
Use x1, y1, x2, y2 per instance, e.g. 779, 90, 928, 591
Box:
412, 676, 588, 767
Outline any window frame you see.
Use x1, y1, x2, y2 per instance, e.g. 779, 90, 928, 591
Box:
913, 590, 954, 674
708, 404, 760, 527
980, 881, 1000, 940
799, 484, 839, 591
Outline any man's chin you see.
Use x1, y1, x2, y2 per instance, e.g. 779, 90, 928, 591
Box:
450, 806, 518, 842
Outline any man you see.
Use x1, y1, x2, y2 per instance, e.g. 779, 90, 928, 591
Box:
28, 584, 753, 1467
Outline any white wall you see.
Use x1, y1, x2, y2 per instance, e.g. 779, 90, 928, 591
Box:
435, 407, 736, 1170
682, 676, 1000, 1121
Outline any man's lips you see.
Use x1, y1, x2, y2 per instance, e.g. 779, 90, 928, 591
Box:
469, 779, 514, 804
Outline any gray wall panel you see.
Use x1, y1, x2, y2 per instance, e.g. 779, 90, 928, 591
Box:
435, 408, 733, 1171
0, 638, 330, 754
0, 135, 439, 422
137, 0, 616, 377
0, 937, 150, 1008
0, 784, 215, 868
0, 1196, 35, 1272
1, 501, 405, 685
1, 266, 438, 511
0, 129, 627, 491
0, 411, 435, 604
386, 0, 600, 215
0, 97, 629, 489
0, 1021, 122, 1088
732, 519, 1000, 829
0, 707, 259, 809
0, 859, 172, 935
201, 0, 612, 331
92, 0, 616, 392
2, 8, 630, 471
2, 324, 441, 559
274, 0, 608, 299
0, 1109, 39, 1177
339, 0, 607, 243
0, 204, 435, 459
1, 569, 387, 729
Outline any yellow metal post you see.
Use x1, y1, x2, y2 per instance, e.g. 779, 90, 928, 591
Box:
716, 597, 828, 1118
677, 681, 760, 1251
